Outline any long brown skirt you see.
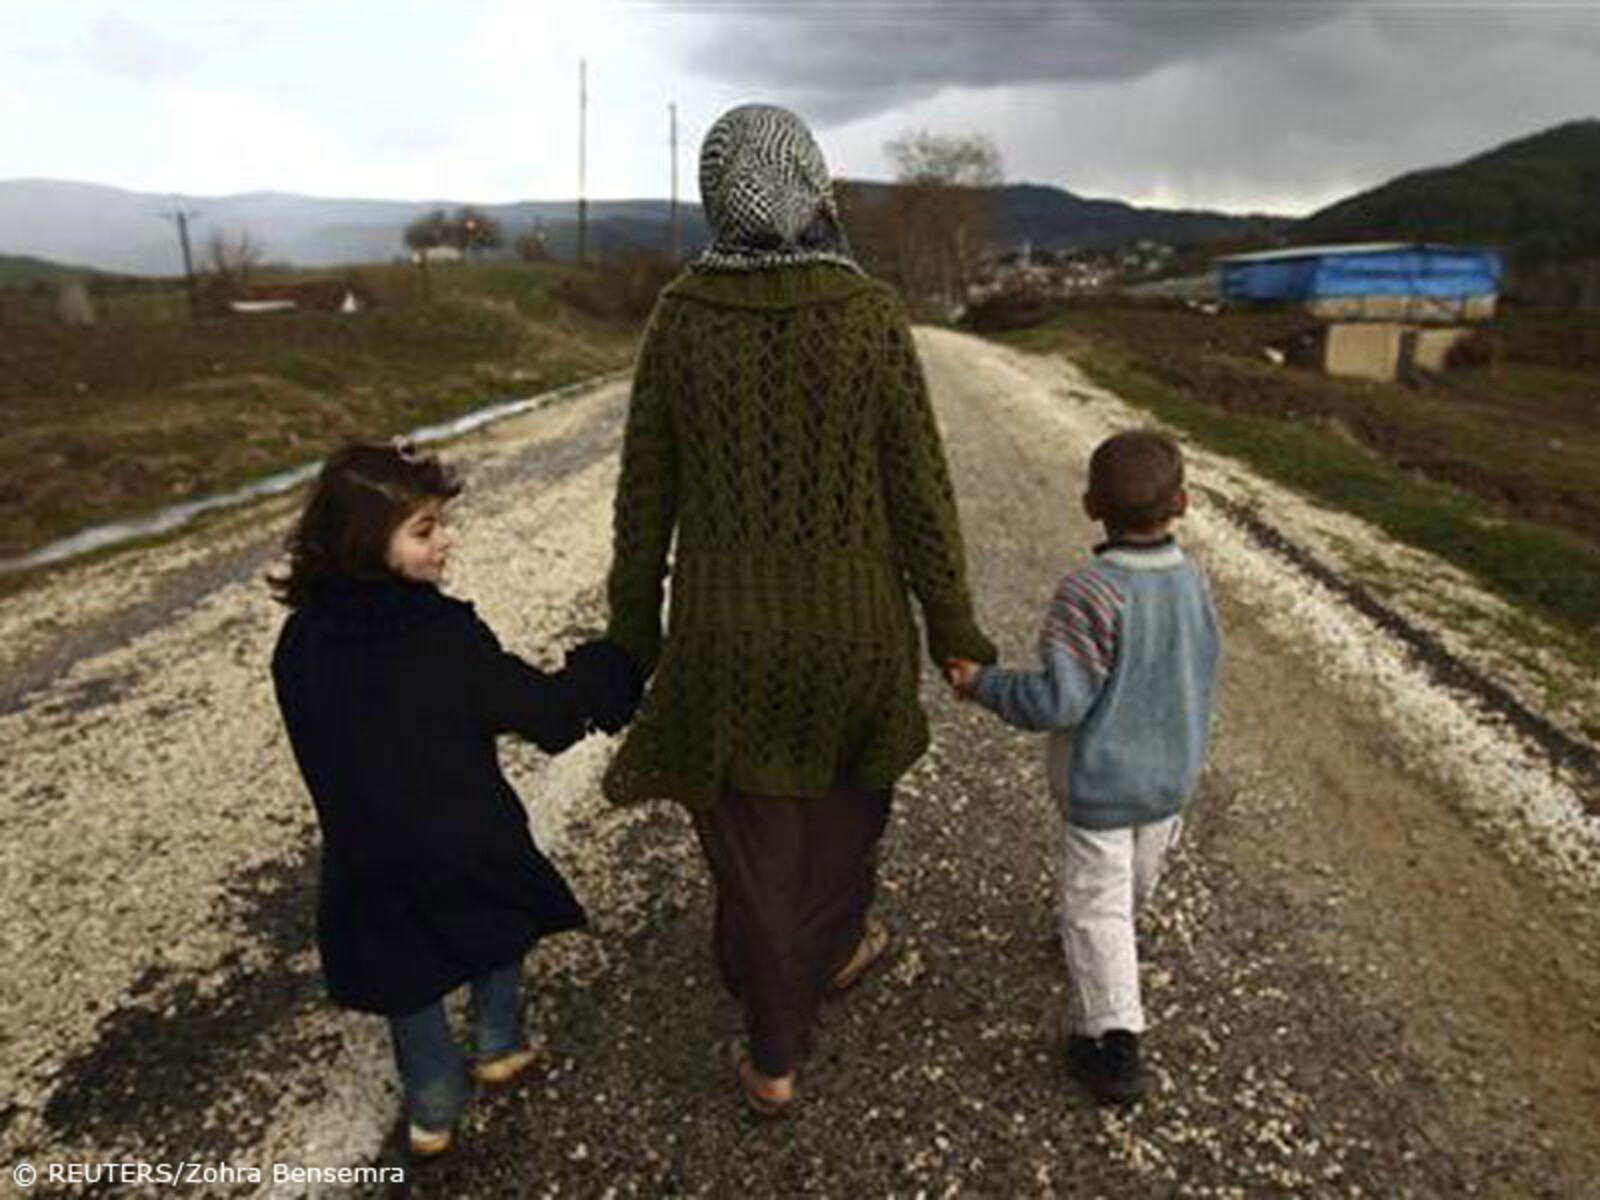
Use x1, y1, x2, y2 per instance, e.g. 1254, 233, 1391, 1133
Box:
690, 781, 893, 1077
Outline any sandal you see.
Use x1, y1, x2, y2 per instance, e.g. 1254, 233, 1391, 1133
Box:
737, 1055, 796, 1117
829, 920, 890, 993
408, 1123, 453, 1157
472, 1044, 544, 1088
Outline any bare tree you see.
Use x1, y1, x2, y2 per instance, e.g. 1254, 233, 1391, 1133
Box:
204, 229, 265, 290
885, 131, 1003, 189
879, 131, 1003, 315
513, 223, 549, 263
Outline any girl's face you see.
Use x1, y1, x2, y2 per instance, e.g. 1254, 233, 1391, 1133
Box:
385, 498, 454, 584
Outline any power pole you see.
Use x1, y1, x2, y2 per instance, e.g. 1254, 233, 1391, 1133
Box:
161, 207, 201, 319
577, 58, 589, 267
669, 101, 680, 264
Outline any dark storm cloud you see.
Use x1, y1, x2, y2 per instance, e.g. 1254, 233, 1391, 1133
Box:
669, 0, 1348, 121
665, 0, 1600, 213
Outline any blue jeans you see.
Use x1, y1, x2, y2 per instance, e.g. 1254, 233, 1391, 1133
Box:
387, 959, 526, 1130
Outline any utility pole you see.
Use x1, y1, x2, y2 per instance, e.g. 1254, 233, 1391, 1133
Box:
669, 101, 680, 264
577, 58, 589, 267
161, 206, 201, 319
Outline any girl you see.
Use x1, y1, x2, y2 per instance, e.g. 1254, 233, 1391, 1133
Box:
269, 441, 636, 1156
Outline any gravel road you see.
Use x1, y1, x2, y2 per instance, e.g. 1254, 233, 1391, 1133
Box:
3, 328, 1598, 1198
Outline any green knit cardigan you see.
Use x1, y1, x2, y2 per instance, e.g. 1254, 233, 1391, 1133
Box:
603, 263, 996, 808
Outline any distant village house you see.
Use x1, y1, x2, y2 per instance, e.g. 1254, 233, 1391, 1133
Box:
414, 245, 463, 265
227, 281, 370, 316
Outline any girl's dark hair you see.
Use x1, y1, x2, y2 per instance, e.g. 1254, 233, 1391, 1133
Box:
269, 441, 461, 608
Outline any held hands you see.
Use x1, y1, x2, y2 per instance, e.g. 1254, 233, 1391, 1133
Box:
943, 657, 982, 701
565, 638, 645, 735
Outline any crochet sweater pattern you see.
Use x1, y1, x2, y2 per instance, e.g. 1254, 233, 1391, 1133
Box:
604, 263, 996, 807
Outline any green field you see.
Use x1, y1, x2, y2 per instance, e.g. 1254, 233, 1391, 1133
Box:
990, 301, 1600, 647
0, 260, 661, 565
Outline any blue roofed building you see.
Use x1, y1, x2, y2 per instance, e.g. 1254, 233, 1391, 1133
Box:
1217, 243, 1502, 323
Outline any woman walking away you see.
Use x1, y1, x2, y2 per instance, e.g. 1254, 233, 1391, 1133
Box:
599, 103, 997, 1115
269, 442, 636, 1157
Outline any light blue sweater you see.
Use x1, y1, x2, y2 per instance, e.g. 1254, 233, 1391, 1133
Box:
973, 538, 1221, 830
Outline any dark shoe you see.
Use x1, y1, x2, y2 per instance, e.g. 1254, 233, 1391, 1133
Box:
1066, 1031, 1144, 1107
1097, 1030, 1145, 1106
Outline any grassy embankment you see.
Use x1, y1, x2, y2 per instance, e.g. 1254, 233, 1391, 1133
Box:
0, 260, 660, 565
990, 303, 1600, 654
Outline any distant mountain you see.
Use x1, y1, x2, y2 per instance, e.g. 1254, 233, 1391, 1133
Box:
0, 252, 111, 287
987, 183, 1287, 251
0, 179, 712, 277
1297, 119, 1600, 264
37, 122, 1600, 285
0, 175, 1291, 279
836, 179, 1286, 254
9, 121, 1599, 284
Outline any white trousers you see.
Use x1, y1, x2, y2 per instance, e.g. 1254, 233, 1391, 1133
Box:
1059, 814, 1182, 1037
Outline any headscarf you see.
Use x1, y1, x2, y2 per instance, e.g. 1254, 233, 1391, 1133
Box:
694, 103, 861, 274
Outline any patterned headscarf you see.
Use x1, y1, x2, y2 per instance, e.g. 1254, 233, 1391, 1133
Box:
694, 103, 861, 274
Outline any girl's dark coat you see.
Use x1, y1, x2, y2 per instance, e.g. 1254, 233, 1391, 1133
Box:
271, 577, 588, 1016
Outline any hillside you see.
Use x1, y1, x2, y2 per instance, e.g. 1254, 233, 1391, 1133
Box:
0, 260, 650, 565
0, 180, 714, 277
837, 179, 1285, 253
987, 182, 1286, 250
0, 176, 1284, 278
0, 253, 110, 287
8, 122, 1597, 287
1298, 119, 1600, 264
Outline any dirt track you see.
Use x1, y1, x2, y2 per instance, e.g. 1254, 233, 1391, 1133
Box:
2, 329, 1597, 1197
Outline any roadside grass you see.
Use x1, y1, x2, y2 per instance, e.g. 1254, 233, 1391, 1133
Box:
995, 305, 1600, 651
0, 261, 647, 563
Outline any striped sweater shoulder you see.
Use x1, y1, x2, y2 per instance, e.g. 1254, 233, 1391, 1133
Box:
1040, 563, 1127, 678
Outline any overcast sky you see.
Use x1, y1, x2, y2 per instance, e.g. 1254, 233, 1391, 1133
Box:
5, 0, 1599, 216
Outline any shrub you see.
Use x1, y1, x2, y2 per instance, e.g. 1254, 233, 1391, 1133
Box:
553, 258, 678, 321
960, 284, 1056, 333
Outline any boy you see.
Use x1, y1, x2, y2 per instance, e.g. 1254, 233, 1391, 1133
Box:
946, 429, 1221, 1106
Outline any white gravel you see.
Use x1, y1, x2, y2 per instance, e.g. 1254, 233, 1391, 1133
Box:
3, 333, 1596, 1192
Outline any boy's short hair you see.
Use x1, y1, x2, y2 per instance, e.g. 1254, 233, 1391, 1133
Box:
1087, 430, 1185, 533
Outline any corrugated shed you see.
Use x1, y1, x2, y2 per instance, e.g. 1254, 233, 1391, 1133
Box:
1218, 244, 1502, 303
